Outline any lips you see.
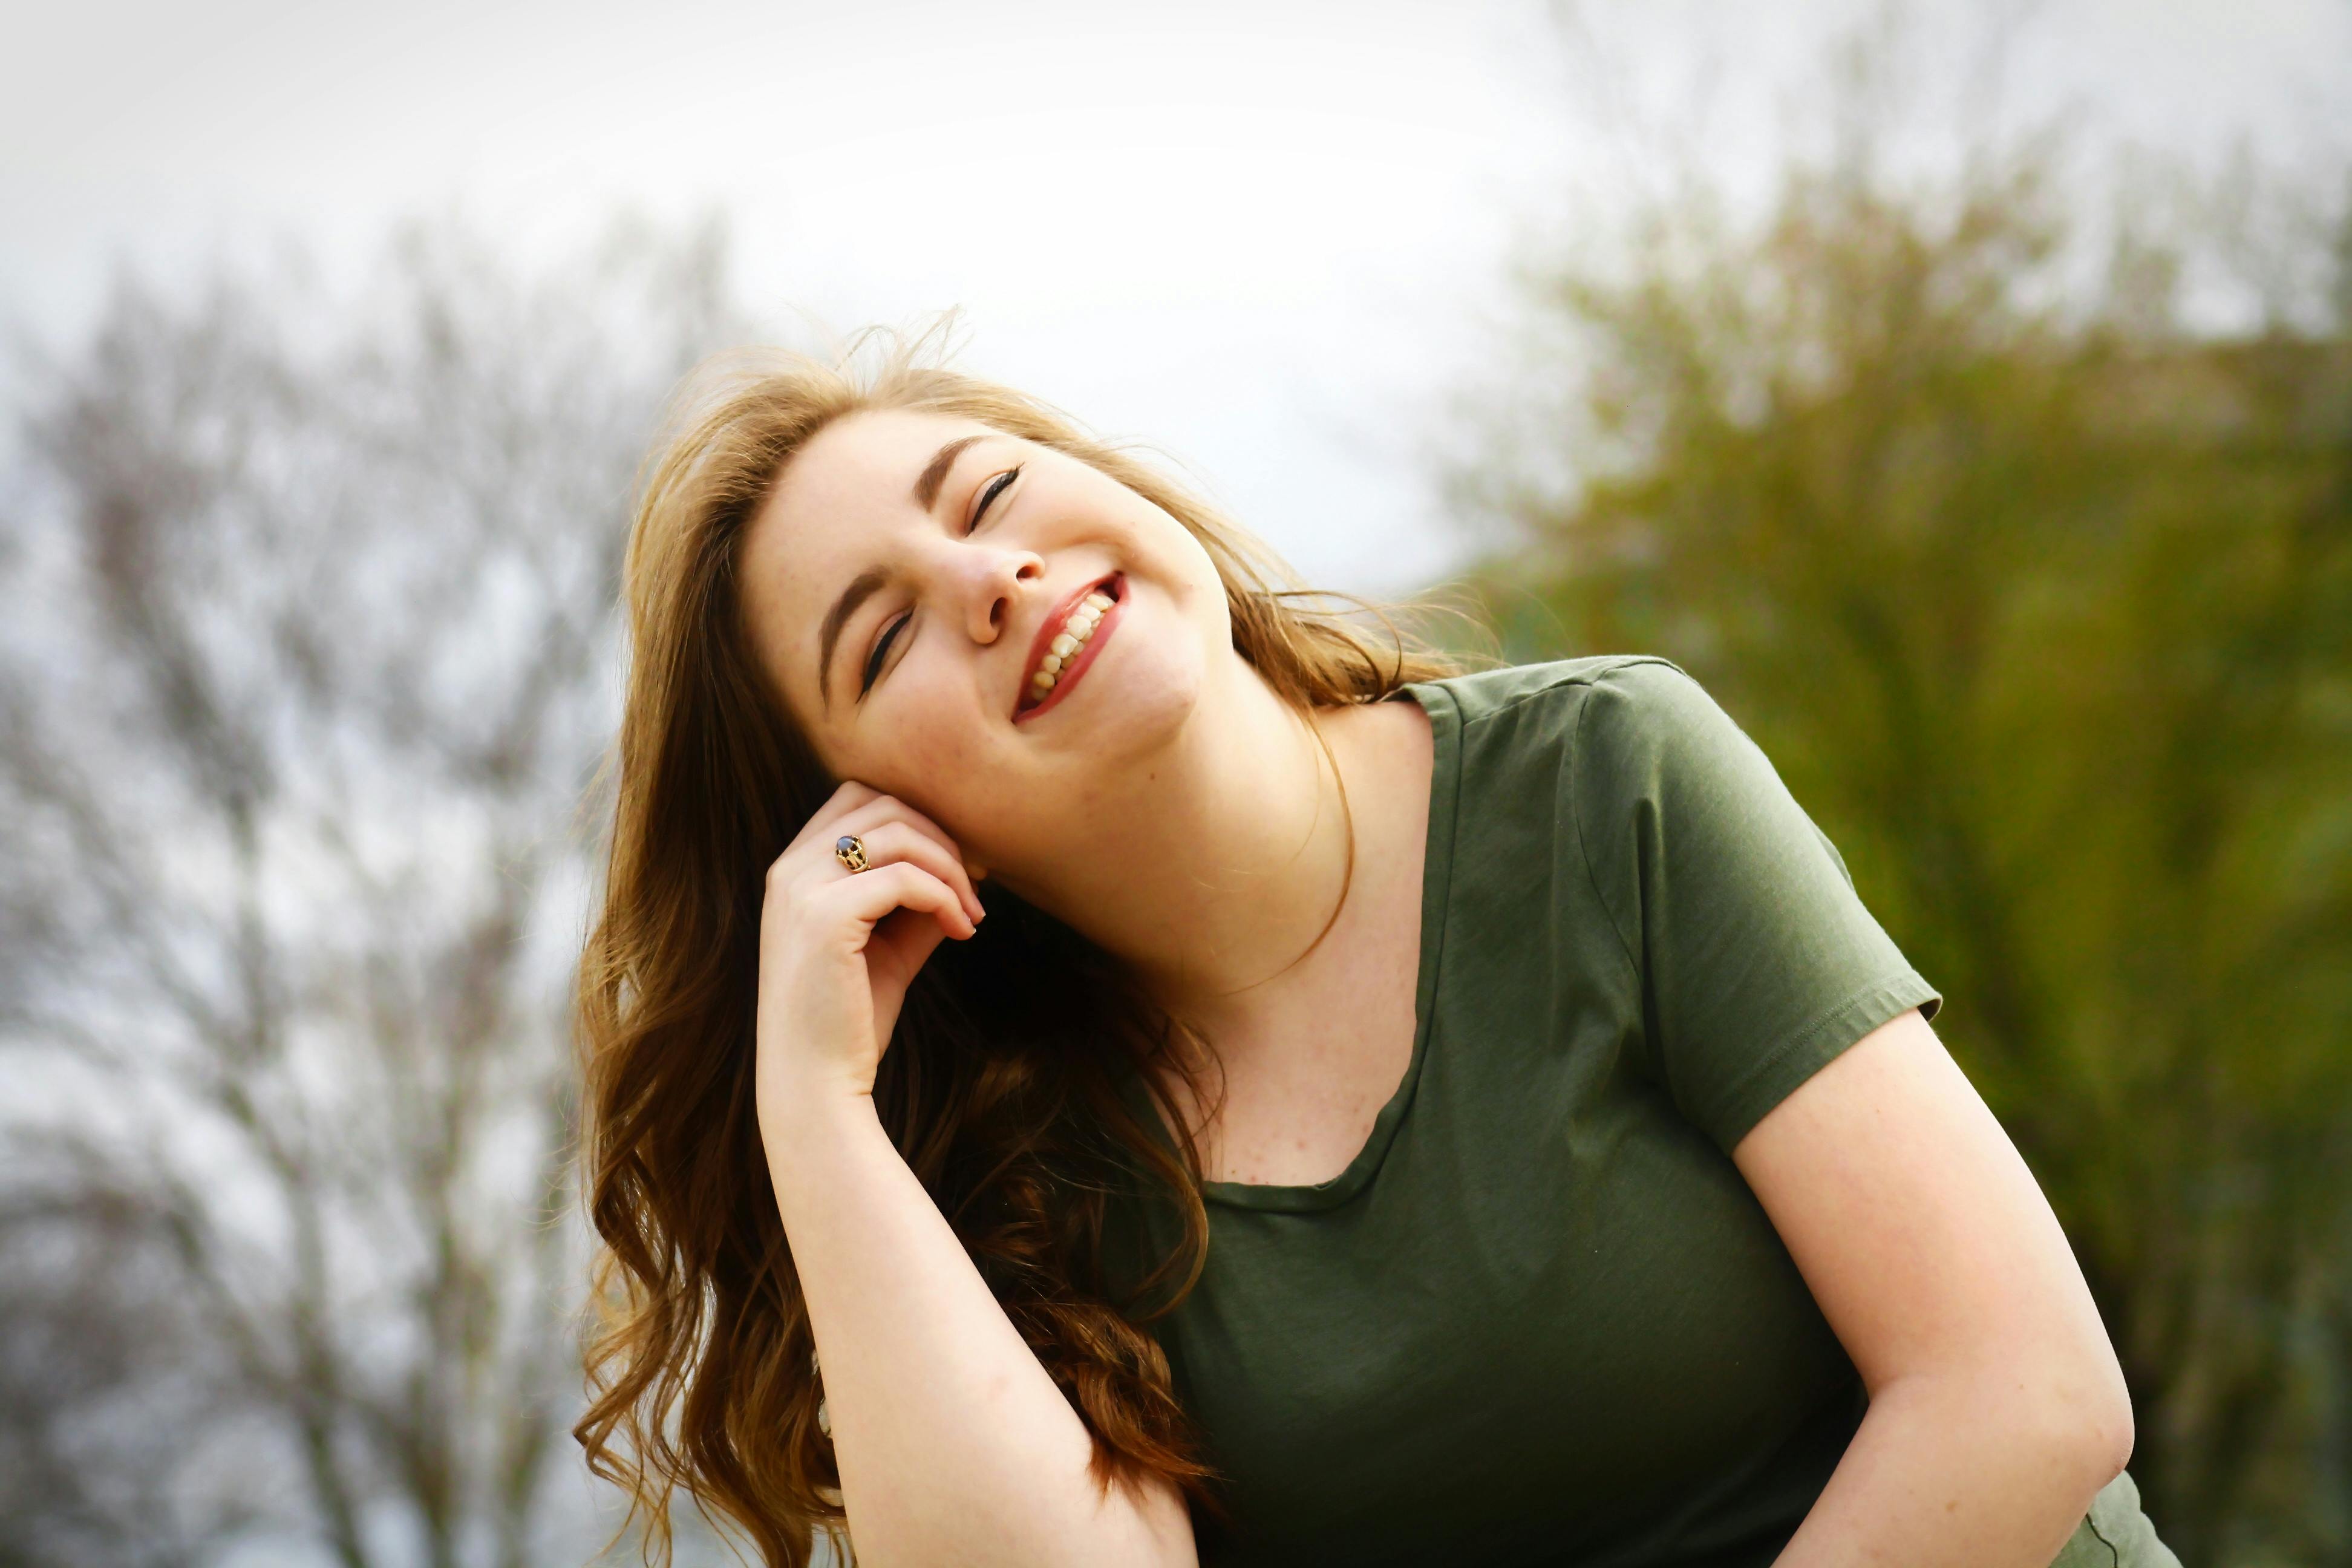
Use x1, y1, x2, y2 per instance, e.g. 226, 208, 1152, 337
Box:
1013, 573, 1123, 723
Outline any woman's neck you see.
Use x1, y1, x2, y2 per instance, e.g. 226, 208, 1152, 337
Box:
1005, 655, 1367, 1032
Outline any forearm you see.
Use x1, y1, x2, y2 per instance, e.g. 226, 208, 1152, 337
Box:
1772, 1371, 2129, 1568
768, 1088, 1193, 1568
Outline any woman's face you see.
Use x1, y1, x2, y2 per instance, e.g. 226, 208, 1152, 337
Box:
738, 407, 1233, 877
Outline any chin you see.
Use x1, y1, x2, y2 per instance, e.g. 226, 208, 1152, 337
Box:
1024, 673, 1187, 777
1025, 593, 1210, 754
1094, 637, 1213, 754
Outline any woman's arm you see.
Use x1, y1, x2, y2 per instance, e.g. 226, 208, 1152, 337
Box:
768, 1082, 1195, 1568
756, 783, 1195, 1568
1731, 1006, 2134, 1568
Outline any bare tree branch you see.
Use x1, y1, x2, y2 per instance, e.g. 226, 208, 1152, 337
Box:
0, 214, 745, 1567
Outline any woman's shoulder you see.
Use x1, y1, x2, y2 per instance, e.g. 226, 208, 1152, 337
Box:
1403, 655, 1726, 781
1406, 652, 1699, 728
1400, 654, 1765, 839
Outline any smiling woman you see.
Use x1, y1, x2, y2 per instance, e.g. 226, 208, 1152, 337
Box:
572, 329, 1449, 1566
729, 397, 1281, 894
572, 330, 2177, 1568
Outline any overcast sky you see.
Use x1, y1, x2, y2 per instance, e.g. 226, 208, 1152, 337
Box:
5, 0, 2347, 594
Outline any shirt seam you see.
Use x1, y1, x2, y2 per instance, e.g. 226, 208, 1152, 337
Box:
1457, 653, 1689, 736
1560, 661, 1655, 985
2085, 1507, 2124, 1567
1708, 972, 1932, 1143
1540, 656, 1931, 1143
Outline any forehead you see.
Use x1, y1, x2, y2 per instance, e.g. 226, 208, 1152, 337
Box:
740, 405, 991, 708
760, 405, 984, 555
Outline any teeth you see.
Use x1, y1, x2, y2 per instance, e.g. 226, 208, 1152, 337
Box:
1026, 586, 1116, 705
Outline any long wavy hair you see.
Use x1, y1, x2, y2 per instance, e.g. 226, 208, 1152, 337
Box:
573, 325, 1478, 1564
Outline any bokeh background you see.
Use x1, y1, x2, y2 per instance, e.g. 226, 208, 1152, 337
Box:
3, 2, 2347, 1564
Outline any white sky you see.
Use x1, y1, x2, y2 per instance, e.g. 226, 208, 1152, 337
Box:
4, 0, 2347, 594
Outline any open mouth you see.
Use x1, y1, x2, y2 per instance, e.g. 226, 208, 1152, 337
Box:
1013, 573, 1124, 723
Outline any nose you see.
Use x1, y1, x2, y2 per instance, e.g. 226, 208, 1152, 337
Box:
960, 543, 1045, 645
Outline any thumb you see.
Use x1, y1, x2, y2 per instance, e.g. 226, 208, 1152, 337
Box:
874, 902, 952, 975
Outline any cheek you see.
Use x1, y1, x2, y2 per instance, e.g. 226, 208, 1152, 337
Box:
1152, 525, 1230, 641
899, 708, 980, 777
852, 690, 1004, 817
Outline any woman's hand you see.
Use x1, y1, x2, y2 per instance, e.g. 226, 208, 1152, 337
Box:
754, 782, 986, 1130
752, 788, 1199, 1568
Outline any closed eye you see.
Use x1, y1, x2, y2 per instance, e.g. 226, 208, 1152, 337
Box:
860, 612, 904, 696
970, 465, 1020, 532
859, 466, 1022, 698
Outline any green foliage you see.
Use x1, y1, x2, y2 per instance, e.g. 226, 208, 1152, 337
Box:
1457, 146, 2352, 1564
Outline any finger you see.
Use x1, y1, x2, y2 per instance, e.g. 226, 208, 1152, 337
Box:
832, 795, 970, 874
817, 860, 976, 942
772, 782, 891, 886
834, 822, 985, 926
878, 901, 950, 972
831, 797, 985, 900
795, 779, 884, 844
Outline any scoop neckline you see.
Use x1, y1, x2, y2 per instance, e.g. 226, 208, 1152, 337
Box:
1187, 678, 1464, 1214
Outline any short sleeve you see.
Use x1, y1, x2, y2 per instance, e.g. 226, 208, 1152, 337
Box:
1570, 658, 1942, 1152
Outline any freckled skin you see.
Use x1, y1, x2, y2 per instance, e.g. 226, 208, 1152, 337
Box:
736, 403, 1434, 1194
735, 407, 1233, 887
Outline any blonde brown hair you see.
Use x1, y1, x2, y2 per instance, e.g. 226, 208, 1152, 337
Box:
573, 325, 1477, 1563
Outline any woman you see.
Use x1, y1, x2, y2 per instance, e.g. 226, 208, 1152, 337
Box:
574, 332, 2179, 1567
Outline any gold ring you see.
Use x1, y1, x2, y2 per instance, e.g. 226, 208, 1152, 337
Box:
833, 834, 870, 873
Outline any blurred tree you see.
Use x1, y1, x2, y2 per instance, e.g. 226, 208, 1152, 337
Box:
0, 1181, 218, 1568
0, 220, 741, 1567
1452, 67, 2352, 1567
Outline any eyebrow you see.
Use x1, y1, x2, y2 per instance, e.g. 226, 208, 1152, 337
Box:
913, 433, 985, 511
816, 434, 987, 711
817, 567, 887, 712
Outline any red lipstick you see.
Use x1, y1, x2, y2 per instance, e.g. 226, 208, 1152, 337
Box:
1013, 573, 1123, 724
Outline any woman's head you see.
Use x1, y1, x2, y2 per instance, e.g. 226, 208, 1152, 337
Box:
575, 326, 1471, 1564
640, 333, 1430, 886
736, 400, 1236, 886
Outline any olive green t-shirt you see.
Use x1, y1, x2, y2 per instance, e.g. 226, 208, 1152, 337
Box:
1111, 656, 2177, 1567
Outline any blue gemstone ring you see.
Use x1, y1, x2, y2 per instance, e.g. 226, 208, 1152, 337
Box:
833, 834, 871, 874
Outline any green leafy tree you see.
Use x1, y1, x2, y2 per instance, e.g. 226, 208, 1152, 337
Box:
1454, 134, 2352, 1566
